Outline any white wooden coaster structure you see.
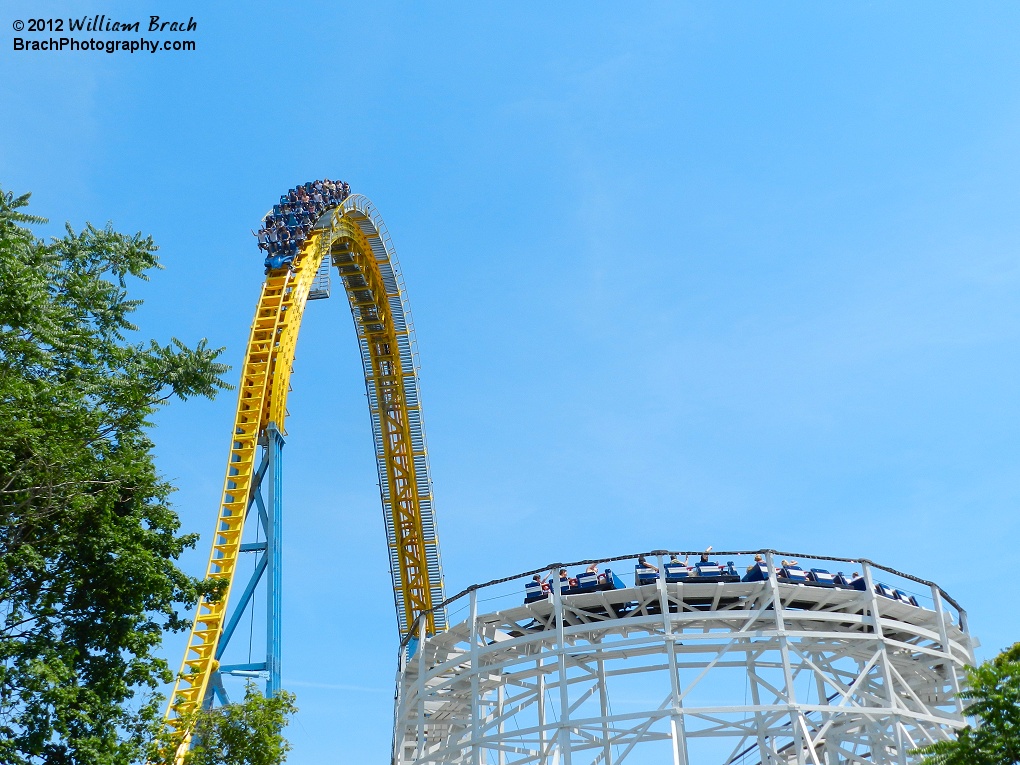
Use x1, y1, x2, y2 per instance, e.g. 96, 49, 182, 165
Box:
393, 551, 973, 765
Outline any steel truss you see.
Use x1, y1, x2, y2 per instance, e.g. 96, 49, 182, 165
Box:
395, 555, 972, 765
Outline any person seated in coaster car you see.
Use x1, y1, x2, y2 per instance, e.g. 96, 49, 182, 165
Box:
637, 555, 659, 573
524, 574, 549, 603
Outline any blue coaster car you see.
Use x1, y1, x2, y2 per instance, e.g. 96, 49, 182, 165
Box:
694, 561, 741, 583
743, 562, 770, 582
894, 589, 920, 607
601, 569, 626, 591
524, 580, 548, 604
807, 568, 836, 587
264, 253, 294, 271
635, 565, 659, 586
575, 571, 599, 592
665, 563, 694, 583
780, 565, 809, 584
876, 582, 897, 600
849, 577, 898, 599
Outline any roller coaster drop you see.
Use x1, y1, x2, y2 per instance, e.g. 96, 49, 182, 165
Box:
165, 189, 448, 751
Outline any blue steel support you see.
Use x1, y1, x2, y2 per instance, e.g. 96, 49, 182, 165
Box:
216, 555, 269, 660
206, 673, 230, 707
199, 429, 282, 709
219, 662, 269, 673
265, 423, 284, 698
254, 483, 269, 535
248, 452, 270, 518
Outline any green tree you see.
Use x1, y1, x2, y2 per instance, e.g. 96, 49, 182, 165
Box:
913, 642, 1020, 765
153, 685, 297, 765
0, 187, 231, 765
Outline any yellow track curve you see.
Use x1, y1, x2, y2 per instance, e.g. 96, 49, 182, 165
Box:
165, 194, 447, 743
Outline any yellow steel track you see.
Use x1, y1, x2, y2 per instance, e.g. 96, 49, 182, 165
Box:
165, 195, 446, 744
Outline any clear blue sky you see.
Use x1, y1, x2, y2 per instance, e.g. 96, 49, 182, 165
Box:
4, 2, 1020, 761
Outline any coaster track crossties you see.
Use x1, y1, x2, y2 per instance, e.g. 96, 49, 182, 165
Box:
165, 191, 447, 745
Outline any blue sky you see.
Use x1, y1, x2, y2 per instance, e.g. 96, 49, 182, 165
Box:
4, 2, 1020, 761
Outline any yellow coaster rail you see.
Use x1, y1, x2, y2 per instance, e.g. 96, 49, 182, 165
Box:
164, 192, 447, 755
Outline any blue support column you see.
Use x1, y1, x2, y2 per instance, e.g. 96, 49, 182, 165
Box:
265, 423, 284, 697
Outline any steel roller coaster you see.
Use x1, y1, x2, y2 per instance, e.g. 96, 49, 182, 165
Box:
165, 190, 447, 753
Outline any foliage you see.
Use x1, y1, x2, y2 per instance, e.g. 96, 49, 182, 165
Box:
913, 642, 1020, 765
0, 187, 231, 764
151, 685, 297, 765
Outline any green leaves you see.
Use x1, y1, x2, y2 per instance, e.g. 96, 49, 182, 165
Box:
151, 685, 297, 765
913, 642, 1020, 765
0, 187, 232, 765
